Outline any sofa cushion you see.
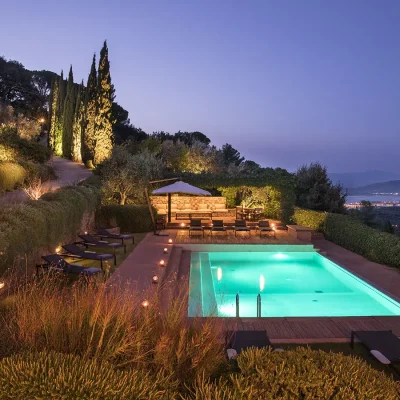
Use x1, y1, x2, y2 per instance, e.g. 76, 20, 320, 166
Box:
198, 203, 207, 210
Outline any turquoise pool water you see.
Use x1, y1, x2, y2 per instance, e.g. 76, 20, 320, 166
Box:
188, 250, 400, 317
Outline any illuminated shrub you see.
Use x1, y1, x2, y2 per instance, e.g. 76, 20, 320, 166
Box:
189, 347, 400, 399
0, 351, 176, 400
0, 162, 26, 192
293, 207, 327, 231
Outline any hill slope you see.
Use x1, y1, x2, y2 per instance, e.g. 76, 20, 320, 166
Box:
349, 180, 400, 195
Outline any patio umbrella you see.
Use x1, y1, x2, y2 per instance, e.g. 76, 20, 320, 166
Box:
152, 181, 211, 222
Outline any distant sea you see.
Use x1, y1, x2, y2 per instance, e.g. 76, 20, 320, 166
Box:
346, 194, 400, 204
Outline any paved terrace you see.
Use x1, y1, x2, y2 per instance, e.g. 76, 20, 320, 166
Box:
112, 229, 400, 342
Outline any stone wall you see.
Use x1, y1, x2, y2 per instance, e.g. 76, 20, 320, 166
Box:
151, 195, 227, 212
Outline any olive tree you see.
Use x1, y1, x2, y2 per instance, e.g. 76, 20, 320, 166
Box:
101, 146, 164, 205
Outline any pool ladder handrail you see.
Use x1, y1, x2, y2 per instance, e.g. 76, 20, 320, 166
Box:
235, 293, 262, 318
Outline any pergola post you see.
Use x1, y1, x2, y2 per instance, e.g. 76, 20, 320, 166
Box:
168, 193, 172, 223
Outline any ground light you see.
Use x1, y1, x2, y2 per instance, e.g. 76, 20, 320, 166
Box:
163, 247, 168, 254
55, 246, 61, 254
152, 275, 159, 284
159, 259, 166, 267
180, 223, 185, 227
141, 300, 149, 308
168, 239, 173, 244
0, 282, 4, 290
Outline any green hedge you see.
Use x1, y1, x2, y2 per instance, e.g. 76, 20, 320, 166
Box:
0, 351, 175, 400
293, 207, 327, 231
190, 347, 399, 399
0, 162, 27, 192
96, 205, 154, 233
0, 185, 99, 274
325, 213, 400, 268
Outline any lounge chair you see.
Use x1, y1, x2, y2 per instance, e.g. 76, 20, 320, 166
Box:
351, 330, 400, 373
62, 243, 115, 268
79, 234, 126, 254
258, 220, 275, 238
234, 220, 250, 237
211, 220, 227, 236
38, 254, 102, 276
225, 331, 282, 360
189, 219, 204, 237
96, 228, 134, 245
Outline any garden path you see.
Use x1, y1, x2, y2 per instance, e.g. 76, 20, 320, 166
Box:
0, 156, 92, 205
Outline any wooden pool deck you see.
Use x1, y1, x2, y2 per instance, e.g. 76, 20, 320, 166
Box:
113, 230, 400, 342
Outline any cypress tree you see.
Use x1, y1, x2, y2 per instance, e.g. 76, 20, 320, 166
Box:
48, 77, 59, 151
72, 81, 85, 162
53, 71, 65, 156
62, 66, 75, 158
83, 54, 97, 165
94, 41, 113, 164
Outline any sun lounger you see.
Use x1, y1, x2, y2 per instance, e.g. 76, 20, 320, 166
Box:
79, 234, 126, 254
234, 220, 250, 237
351, 330, 400, 373
189, 219, 204, 237
96, 228, 134, 245
225, 331, 282, 359
62, 243, 115, 268
211, 220, 227, 236
258, 220, 275, 238
38, 254, 102, 276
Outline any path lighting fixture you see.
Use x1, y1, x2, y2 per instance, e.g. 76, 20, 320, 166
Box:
55, 246, 61, 254
168, 239, 173, 244
159, 259, 166, 267
39, 118, 45, 123
163, 247, 168, 254
180, 222, 185, 227
0, 282, 4, 290
152, 275, 159, 284
141, 300, 149, 308
84, 231, 88, 234
271, 223, 275, 228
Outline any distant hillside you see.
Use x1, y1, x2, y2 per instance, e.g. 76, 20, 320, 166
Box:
329, 171, 400, 189
349, 180, 400, 195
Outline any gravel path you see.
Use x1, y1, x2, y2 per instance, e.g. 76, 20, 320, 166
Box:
0, 156, 93, 205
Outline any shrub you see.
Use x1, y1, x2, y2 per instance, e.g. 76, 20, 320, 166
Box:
188, 347, 400, 399
96, 204, 155, 232
0, 185, 99, 274
324, 213, 400, 268
0, 351, 176, 400
0, 129, 51, 164
4, 278, 226, 392
293, 207, 327, 231
0, 162, 26, 192
19, 160, 57, 182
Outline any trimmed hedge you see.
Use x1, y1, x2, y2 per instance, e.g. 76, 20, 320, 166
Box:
0, 162, 27, 192
0, 185, 99, 274
189, 347, 400, 399
293, 207, 327, 231
325, 213, 400, 268
96, 205, 154, 233
0, 351, 176, 400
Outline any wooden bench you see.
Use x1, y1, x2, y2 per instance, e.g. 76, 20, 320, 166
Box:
286, 225, 313, 242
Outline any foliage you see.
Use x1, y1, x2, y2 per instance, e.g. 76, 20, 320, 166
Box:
62, 66, 75, 158
0, 351, 176, 400
295, 162, 346, 213
348, 200, 376, 226
83, 55, 97, 163
72, 82, 84, 162
185, 141, 221, 173
161, 139, 188, 172
0, 185, 99, 274
293, 207, 327, 231
174, 130, 211, 146
54, 71, 65, 156
188, 347, 399, 399
22, 176, 46, 200
48, 77, 59, 152
101, 146, 163, 205
3, 278, 225, 393
324, 213, 400, 268
96, 204, 155, 232
94, 41, 114, 165
0, 162, 26, 192
221, 143, 244, 167
0, 128, 51, 163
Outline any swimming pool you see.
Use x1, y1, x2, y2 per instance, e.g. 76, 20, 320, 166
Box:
188, 246, 400, 317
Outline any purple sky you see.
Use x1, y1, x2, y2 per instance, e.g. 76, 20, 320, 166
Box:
1, 0, 399, 173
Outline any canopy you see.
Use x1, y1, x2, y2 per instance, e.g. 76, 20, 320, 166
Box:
152, 181, 211, 222
152, 181, 211, 196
